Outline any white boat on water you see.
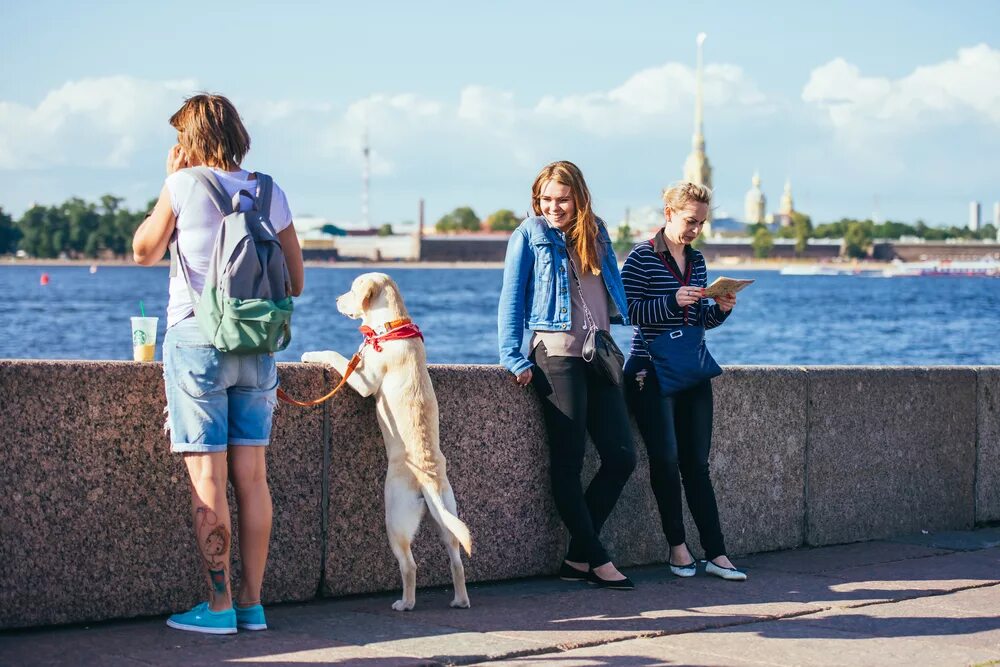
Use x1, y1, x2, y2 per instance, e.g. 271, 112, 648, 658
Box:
779, 265, 842, 276
882, 258, 1000, 277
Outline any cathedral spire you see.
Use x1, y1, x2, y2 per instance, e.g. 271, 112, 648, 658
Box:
683, 32, 713, 232
693, 32, 705, 150
780, 178, 794, 215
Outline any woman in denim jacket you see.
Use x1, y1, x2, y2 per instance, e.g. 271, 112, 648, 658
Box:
498, 160, 637, 589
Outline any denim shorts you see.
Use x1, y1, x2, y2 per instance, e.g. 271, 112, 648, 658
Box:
163, 318, 279, 453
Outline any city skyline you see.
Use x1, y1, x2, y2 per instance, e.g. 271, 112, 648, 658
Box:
1, 1, 998, 228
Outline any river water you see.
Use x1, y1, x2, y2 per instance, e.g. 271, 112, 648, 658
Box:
2, 265, 998, 366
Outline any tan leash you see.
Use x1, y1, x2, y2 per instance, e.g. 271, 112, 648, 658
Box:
276, 317, 422, 407
276, 351, 362, 407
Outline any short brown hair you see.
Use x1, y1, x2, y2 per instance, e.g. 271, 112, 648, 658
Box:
662, 181, 712, 212
169, 93, 250, 169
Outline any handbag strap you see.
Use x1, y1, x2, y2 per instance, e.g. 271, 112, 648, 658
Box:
566, 254, 598, 332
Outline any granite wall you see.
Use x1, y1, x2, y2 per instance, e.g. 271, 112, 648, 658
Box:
1, 362, 996, 629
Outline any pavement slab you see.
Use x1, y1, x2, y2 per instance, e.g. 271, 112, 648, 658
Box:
888, 527, 1000, 552
479, 618, 1000, 667
801, 586, 1000, 652
2, 534, 999, 667
741, 540, 952, 576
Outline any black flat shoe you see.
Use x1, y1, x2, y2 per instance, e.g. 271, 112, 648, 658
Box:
586, 570, 635, 590
558, 561, 589, 581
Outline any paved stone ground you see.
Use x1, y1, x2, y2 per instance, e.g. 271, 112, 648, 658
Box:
2, 528, 999, 666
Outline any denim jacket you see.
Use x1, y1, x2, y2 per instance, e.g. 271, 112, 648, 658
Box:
497, 216, 629, 375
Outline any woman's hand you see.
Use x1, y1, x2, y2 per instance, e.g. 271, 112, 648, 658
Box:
166, 144, 189, 175
676, 286, 704, 308
714, 293, 736, 312
514, 368, 533, 387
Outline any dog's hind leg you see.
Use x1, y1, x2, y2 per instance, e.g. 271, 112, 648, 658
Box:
385, 476, 424, 611
437, 485, 471, 609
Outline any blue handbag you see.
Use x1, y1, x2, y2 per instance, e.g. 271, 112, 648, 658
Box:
639, 326, 722, 396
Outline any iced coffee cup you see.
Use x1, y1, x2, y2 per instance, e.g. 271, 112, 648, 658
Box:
131, 316, 158, 361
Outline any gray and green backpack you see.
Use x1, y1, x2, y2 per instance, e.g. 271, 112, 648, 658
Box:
170, 167, 293, 354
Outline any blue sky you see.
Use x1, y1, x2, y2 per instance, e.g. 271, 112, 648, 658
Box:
2, 1, 998, 229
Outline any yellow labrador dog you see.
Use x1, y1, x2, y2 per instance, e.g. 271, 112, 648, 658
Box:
302, 272, 472, 611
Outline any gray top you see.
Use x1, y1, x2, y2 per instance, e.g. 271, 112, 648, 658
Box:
531, 246, 610, 357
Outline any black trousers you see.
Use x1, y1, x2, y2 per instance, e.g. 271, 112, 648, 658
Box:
531, 343, 637, 567
624, 355, 727, 560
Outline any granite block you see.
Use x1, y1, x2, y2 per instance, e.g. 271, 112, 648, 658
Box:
976, 367, 1000, 522
0, 361, 326, 629
599, 367, 807, 565
3, 362, 991, 629
805, 367, 977, 546
703, 366, 807, 556
323, 364, 565, 596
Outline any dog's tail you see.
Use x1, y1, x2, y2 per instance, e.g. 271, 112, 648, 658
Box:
406, 461, 473, 556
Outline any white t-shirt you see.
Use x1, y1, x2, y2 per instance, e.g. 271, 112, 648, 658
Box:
165, 167, 293, 327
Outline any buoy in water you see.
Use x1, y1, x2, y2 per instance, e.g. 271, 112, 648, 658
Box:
40, 273, 50, 286
89, 264, 97, 274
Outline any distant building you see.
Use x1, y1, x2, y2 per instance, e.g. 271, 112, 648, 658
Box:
682, 33, 713, 236
708, 217, 747, 234
994, 202, 1000, 237
772, 179, 795, 228
969, 201, 981, 232
743, 171, 766, 224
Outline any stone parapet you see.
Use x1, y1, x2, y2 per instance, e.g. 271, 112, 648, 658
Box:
1, 362, 996, 629
805, 367, 977, 545
976, 368, 1000, 523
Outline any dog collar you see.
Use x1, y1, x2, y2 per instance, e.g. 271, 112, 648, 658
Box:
359, 318, 424, 352
367, 318, 413, 336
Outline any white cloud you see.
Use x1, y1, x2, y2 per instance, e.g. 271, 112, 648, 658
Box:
536, 62, 771, 136
803, 44, 1000, 135
0, 60, 772, 178
0, 76, 196, 169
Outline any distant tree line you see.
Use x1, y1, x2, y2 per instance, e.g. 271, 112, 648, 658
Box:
3, 196, 996, 260
747, 213, 998, 260
434, 207, 521, 233
0, 196, 154, 259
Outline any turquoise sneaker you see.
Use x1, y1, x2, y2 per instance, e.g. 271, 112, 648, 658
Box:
235, 603, 267, 631
166, 602, 237, 635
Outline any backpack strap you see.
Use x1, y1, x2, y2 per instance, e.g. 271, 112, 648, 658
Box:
168, 231, 201, 308
253, 173, 273, 215
187, 167, 234, 215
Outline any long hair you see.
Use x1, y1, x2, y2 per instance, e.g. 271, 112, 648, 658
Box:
531, 160, 601, 275
169, 93, 250, 170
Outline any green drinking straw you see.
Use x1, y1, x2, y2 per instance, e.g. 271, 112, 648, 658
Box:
140, 300, 146, 318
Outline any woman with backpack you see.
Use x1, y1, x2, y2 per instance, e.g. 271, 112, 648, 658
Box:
132, 93, 304, 634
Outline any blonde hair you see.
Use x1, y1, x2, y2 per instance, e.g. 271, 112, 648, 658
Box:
662, 181, 712, 213
169, 93, 250, 170
531, 160, 601, 275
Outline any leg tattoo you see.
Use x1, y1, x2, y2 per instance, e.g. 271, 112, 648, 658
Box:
196, 507, 230, 599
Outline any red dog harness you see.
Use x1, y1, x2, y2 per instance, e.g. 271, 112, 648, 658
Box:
360, 318, 424, 352
277, 317, 424, 407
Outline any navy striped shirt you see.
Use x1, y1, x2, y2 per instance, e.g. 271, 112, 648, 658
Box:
621, 232, 730, 359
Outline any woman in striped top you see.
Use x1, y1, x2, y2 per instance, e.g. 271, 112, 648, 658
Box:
620, 182, 746, 582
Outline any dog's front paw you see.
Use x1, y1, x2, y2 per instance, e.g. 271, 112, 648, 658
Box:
391, 599, 415, 612
450, 596, 471, 609
301, 351, 329, 364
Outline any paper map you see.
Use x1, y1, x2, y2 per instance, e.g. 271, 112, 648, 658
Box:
703, 276, 755, 299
